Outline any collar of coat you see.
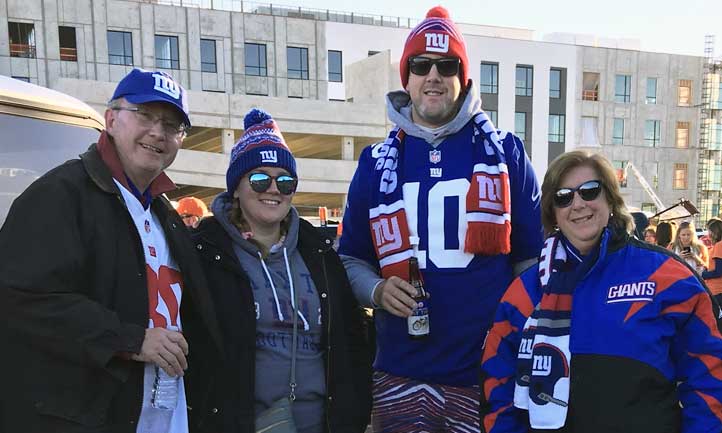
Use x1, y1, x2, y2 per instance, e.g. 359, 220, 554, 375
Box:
81, 131, 176, 199
195, 215, 335, 262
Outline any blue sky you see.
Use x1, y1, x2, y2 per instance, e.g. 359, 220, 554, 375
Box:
288, 0, 722, 57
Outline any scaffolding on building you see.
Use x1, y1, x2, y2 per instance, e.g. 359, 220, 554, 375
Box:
696, 35, 722, 226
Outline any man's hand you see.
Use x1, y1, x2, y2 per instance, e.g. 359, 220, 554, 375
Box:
374, 276, 419, 318
131, 327, 188, 377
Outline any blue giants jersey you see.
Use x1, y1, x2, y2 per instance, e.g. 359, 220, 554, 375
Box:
339, 121, 542, 386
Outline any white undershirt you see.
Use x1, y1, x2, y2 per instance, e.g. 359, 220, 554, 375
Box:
115, 181, 188, 433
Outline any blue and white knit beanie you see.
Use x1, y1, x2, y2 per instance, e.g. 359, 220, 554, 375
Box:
226, 108, 297, 192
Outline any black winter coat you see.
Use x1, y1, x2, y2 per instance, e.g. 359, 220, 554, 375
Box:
186, 216, 372, 433
0, 144, 222, 433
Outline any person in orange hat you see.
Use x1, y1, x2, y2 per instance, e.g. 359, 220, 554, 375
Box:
177, 196, 207, 228
338, 5, 542, 432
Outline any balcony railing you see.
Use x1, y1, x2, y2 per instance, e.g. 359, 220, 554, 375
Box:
582, 89, 598, 101
139, 0, 420, 28
10, 43, 36, 58
60, 47, 77, 62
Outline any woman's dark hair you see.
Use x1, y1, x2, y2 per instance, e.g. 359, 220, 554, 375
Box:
707, 217, 722, 230
631, 212, 649, 239
655, 221, 675, 248
708, 219, 722, 244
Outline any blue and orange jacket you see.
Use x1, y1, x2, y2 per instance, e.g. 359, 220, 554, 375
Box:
481, 228, 722, 433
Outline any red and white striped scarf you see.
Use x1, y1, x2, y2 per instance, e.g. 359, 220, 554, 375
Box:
368, 111, 511, 280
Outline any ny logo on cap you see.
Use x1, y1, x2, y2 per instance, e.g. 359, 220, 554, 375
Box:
425, 33, 449, 53
260, 150, 278, 163
152, 73, 181, 99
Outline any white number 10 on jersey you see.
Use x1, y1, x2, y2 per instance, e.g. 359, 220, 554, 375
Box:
403, 180, 474, 270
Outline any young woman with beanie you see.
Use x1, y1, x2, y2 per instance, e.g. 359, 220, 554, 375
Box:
185, 109, 371, 433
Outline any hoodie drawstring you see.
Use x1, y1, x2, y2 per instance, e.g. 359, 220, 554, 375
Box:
258, 248, 310, 331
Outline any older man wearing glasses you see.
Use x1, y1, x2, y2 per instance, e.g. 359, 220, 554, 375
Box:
0, 68, 221, 433
337, 6, 543, 432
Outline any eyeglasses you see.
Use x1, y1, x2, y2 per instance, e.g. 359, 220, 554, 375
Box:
408, 57, 460, 77
248, 172, 298, 195
112, 106, 188, 137
553, 180, 603, 208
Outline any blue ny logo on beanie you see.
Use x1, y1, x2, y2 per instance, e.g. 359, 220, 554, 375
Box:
226, 108, 297, 193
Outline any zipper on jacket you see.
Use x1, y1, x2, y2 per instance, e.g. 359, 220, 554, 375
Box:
320, 248, 333, 433
257, 419, 292, 433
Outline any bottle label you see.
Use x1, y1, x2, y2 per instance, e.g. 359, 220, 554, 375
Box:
407, 303, 429, 336
151, 366, 179, 410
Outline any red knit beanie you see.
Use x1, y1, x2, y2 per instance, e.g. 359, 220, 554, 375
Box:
399, 6, 469, 89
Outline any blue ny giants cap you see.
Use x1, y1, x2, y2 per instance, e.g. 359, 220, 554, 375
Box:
110, 68, 191, 127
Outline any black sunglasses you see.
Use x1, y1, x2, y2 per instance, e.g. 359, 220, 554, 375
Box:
248, 172, 298, 195
408, 57, 460, 77
553, 180, 603, 208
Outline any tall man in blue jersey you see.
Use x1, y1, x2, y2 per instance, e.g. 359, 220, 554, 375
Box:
338, 6, 543, 432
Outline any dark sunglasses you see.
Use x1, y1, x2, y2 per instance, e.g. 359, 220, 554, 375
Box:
553, 180, 603, 208
408, 57, 460, 77
248, 172, 298, 195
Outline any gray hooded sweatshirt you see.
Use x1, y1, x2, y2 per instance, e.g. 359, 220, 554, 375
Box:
212, 193, 325, 433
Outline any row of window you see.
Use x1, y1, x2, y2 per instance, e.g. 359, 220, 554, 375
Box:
610, 118, 693, 148
584, 72, 693, 106
486, 114, 722, 149
511, 113, 565, 143
483, 111, 566, 143
480, 62, 694, 107
8, 22, 345, 82
243, 46, 342, 80
8, 21, 707, 105
613, 161, 689, 191
480, 63, 564, 98
10, 22, 81, 62
108, 31, 318, 78
493, 113, 701, 148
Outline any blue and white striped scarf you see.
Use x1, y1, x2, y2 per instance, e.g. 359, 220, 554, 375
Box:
514, 230, 607, 429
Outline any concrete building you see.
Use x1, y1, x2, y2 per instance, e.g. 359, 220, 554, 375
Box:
575, 46, 706, 216
2, 0, 718, 219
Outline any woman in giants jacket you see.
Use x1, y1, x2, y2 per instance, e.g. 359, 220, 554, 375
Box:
185, 109, 371, 433
481, 150, 722, 433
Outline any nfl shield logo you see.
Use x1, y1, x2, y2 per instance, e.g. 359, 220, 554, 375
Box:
429, 150, 441, 164
144, 220, 151, 233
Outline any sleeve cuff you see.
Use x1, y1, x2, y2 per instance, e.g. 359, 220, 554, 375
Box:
370, 279, 385, 308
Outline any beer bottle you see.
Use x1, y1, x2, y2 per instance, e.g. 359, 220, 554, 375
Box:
407, 257, 429, 339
